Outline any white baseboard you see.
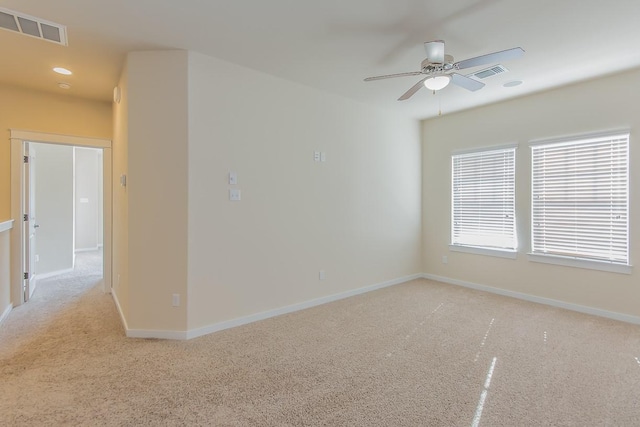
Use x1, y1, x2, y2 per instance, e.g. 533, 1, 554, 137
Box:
185, 273, 423, 340
111, 288, 130, 335
422, 273, 640, 325
0, 303, 13, 325
127, 328, 188, 340
111, 286, 189, 339
36, 267, 74, 281
111, 273, 422, 341
75, 247, 100, 253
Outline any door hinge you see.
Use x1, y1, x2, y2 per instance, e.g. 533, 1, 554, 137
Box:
24, 272, 29, 280
23, 214, 28, 221
24, 155, 29, 163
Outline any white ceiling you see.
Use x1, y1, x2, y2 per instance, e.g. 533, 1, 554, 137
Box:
1, 0, 640, 119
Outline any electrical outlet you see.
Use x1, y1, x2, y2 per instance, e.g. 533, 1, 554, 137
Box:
442, 255, 448, 264
35, 254, 39, 262
319, 270, 326, 280
229, 189, 241, 201
172, 294, 180, 307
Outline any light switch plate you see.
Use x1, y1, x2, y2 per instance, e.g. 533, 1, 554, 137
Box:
229, 172, 238, 185
229, 189, 241, 201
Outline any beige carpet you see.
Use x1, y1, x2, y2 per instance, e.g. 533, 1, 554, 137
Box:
1, 256, 640, 426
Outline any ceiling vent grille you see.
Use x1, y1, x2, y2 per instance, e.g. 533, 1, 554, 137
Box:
0, 7, 67, 46
471, 64, 508, 80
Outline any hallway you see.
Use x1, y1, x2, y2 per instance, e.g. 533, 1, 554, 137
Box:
0, 249, 115, 348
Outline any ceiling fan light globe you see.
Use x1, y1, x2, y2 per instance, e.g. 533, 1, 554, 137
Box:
424, 75, 451, 91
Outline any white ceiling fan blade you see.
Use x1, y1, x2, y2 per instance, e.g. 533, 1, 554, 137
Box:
455, 47, 524, 70
424, 40, 445, 64
398, 77, 427, 101
364, 71, 423, 82
450, 73, 485, 91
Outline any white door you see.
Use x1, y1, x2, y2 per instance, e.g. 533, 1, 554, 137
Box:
23, 142, 38, 302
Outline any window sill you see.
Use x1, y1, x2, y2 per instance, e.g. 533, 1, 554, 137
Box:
527, 253, 632, 275
449, 245, 517, 259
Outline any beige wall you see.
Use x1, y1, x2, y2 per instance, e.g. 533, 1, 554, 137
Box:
116, 51, 189, 332
422, 68, 640, 318
113, 50, 421, 336
0, 224, 12, 321
187, 52, 422, 330
0, 84, 112, 222
112, 61, 130, 325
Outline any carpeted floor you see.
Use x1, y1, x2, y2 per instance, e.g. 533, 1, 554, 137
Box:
1, 255, 640, 426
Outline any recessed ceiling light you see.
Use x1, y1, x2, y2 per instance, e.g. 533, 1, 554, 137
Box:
503, 80, 523, 88
53, 67, 72, 75
58, 82, 71, 89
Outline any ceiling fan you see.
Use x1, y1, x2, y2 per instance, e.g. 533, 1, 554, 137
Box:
364, 40, 524, 100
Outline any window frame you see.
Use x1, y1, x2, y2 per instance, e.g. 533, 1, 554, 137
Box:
528, 130, 631, 274
450, 144, 518, 258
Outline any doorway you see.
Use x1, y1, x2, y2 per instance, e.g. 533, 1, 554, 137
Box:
9, 130, 112, 307
25, 143, 105, 301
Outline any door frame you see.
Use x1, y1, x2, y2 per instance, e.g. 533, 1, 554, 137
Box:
10, 130, 112, 306
23, 142, 37, 302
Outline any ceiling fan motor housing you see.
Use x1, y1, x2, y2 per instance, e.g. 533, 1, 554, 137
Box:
421, 55, 455, 74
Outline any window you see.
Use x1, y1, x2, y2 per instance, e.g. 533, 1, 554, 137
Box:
530, 132, 629, 267
451, 146, 517, 253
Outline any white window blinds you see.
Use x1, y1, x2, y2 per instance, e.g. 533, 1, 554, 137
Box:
452, 147, 517, 250
530, 133, 629, 264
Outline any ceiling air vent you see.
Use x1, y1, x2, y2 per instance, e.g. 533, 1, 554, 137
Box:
0, 7, 68, 46
471, 64, 508, 80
